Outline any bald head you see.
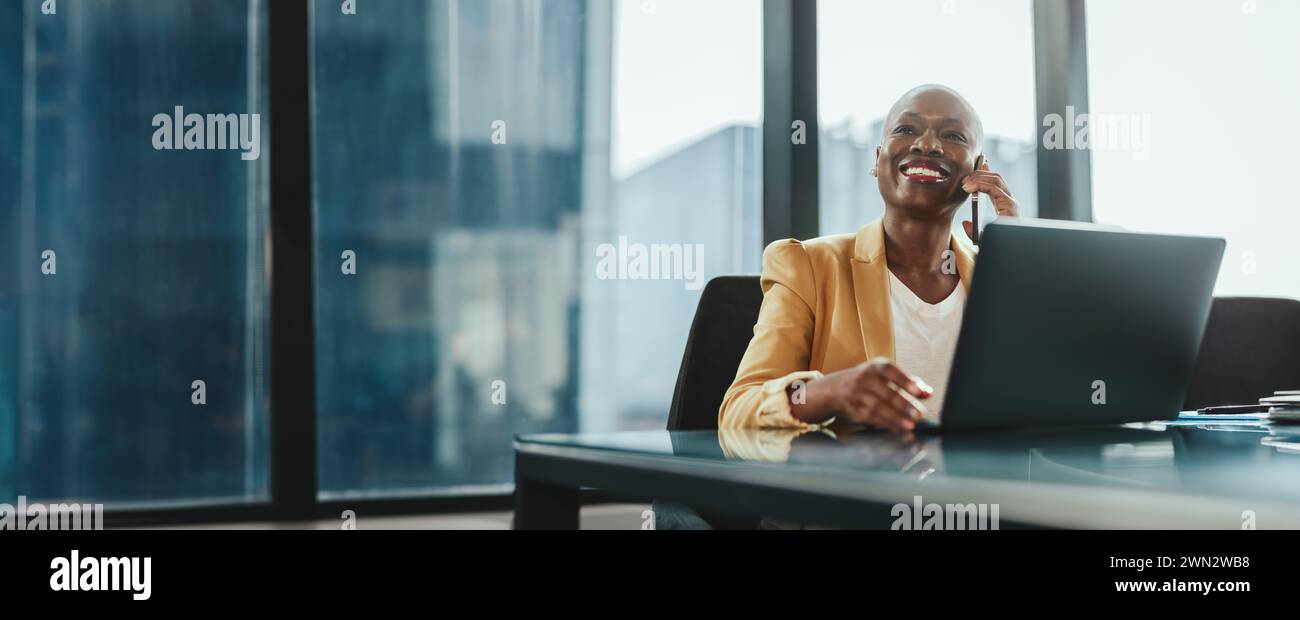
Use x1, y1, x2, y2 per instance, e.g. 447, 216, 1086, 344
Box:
872, 84, 986, 216
884, 84, 983, 151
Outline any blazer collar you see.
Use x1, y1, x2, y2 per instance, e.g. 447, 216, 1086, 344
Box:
849, 217, 976, 360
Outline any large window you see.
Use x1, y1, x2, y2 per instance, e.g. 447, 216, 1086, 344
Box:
1086, 0, 1300, 296
817, 0, 1038, 237
310, 0, 762, 498
1, 0, 270, 506
21, 0, 1282, 518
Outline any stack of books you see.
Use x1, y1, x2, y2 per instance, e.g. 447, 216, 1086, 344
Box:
1263, 391, 1300, 423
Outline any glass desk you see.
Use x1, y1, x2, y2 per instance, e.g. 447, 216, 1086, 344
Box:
513, 420, 1300, 529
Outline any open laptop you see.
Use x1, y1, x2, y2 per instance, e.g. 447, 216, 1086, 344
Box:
921, 218, 1225, 432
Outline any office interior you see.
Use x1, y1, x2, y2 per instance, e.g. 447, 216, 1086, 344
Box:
2, 0, 1299, 531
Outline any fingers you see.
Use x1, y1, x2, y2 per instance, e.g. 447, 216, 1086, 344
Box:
986, 188, 1018, 217
862, 380, 925, 430
962, 171, 1009, 196
872, 359, 933, 399
842, 390, 915, 432
838, 360, 935, 432
962, 173, 1019, 217
880, 382, 930, 423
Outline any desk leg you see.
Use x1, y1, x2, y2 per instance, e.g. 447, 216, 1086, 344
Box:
513, 471, 579, 530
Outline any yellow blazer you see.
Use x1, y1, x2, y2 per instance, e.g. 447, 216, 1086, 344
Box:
718, 217, 977, 429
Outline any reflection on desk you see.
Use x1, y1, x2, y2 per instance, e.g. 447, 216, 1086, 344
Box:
719, 422, 1300, 498
519, 420, 1300, 528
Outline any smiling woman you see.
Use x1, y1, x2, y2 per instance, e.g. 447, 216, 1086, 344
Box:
719, 85, 1018, 432
874, 88, 985, 217
817, 0, 1038, 237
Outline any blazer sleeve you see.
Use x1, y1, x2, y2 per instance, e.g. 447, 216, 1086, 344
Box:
718, 239, 826, 430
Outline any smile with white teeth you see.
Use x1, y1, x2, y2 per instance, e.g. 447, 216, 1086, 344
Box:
903, 166, 945, 178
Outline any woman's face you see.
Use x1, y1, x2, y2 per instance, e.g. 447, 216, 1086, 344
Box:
874, 88, 982, 217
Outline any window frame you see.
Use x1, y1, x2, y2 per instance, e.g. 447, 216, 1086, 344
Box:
99, 0, 1092, 526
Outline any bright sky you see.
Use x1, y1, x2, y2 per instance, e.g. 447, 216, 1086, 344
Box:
1087, 0, 1300, 296
611, 0, 762, 178
818, 0, 1037, 143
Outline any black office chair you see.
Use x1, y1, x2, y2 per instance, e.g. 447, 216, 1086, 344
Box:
666, 275, 765, 431
655, 275, 763, 529
1183, 297, 1300, 410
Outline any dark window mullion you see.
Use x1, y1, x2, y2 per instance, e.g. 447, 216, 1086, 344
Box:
268, 0, 318, 520
763, 0, 819, 244
1033, 0, 1093, 222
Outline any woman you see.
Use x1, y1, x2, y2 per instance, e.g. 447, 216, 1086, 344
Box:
719, 84, 1019, 432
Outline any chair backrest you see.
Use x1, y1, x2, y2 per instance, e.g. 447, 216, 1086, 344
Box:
667, 275, 762, 430
1183, 297, 1300, 409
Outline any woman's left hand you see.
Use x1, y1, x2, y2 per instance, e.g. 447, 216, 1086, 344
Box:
961, 159, 1019, 241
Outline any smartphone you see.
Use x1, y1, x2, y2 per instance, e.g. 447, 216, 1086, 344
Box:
970, 155, 986, 245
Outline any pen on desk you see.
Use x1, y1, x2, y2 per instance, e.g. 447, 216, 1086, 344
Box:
1195, 404, 1270, 415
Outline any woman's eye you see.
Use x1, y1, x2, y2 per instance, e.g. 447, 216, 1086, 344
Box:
893, 126, 916, 135
945, 132, 967, 143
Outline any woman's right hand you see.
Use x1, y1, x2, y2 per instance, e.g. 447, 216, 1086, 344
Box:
792, 358, 933, 432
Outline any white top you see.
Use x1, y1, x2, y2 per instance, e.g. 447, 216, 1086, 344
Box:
887, 270, 966, 423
